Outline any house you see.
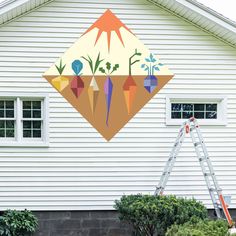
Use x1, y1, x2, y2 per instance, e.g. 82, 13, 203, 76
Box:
0, 0, 236, 235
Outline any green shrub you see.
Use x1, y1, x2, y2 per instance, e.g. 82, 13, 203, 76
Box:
114, 194, 208, 236
0, 209, 38, 236
166, 218, 230, 236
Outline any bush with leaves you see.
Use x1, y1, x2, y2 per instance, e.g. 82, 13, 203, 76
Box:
0, 209, 38, 236
114, 194, 208, 236
166, 217, 230, 236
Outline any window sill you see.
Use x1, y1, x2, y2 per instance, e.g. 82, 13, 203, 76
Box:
0, 141, 49, 147
166, 119, 227, 126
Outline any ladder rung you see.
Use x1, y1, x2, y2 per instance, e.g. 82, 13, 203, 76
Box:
209, 187, 222, 192
194, 142, 201, 146
204, 172, 215, 176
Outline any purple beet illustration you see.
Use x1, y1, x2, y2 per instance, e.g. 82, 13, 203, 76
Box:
99, 62, 119, 126
141, 53, 164, 93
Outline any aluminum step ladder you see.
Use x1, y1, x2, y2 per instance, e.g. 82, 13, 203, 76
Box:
154, 117, 233, 226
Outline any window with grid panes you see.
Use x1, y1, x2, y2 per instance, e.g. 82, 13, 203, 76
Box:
171, 103, 217, 120
22, 101, 42, 138
0, 100, 15, 138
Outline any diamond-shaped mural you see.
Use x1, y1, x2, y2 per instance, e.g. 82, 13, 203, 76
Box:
43, 9, 174, 141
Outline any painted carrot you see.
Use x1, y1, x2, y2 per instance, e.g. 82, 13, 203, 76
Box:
99, 62, 119, 126
123, 49, 141, 114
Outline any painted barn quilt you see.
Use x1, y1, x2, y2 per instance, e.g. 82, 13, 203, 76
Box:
43, 9, 174, 140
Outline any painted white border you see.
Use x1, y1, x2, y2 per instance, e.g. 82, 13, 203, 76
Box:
0, 93, 49, 147
166, 94, 227, 126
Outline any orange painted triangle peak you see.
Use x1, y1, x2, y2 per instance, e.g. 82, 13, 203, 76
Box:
43, 9, 174, 141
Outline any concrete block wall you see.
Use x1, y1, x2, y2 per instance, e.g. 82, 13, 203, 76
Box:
34, 211, 132, 236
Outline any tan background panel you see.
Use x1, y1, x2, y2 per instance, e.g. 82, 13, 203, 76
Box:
44, 75, 173, 140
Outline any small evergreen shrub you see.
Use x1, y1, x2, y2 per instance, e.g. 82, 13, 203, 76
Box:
0, 209, 38, 236
114, 194, 208, 236
166, 218, 230, 236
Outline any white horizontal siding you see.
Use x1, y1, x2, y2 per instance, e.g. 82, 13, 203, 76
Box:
0, 0, 236, 211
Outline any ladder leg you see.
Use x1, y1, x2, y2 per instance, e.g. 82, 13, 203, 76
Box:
189, 122, 222, 218
190, 118, 233, 226
155, 123, 186, 195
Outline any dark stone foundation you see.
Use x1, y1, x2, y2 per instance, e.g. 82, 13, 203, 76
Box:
34, 210, 132, 236
34, 209, 236, 236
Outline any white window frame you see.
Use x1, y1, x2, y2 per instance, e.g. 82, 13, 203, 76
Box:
0, 93, 49, 147
166, 95, 227, 126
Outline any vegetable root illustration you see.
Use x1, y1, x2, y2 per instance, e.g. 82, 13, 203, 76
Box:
71, 60, 84, 98
82, 53, 104, 114
99, 62, 119, 126
123, 49, 141, 114
141, 54, 163, 93
52, 60, 68, 92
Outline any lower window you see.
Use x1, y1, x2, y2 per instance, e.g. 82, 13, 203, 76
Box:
166, 95, 227, 125
0, 95, 48, 146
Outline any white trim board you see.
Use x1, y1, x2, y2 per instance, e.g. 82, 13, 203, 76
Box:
166, 94, 227, 126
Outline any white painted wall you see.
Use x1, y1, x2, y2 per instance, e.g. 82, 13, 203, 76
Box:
0, 0, 236, 211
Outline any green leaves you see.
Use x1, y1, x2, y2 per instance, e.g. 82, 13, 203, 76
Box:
111, 64, 119, 74
106, 62, 111, 72
114, 194, 208, 236
99, 62, 119, 75
82, 53, 104, 74
55, 59, 66, 75
99, 67, 106, 74
166, 219, 229, 236
0, 209, 38, 236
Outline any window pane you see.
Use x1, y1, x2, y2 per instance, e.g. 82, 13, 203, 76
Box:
6, 109, 14, 118
23, 130, 31, 138
33, 130, 41, 138
23, 110, 31, 118
171, 103, 182, 112
194, 104, 204, 111
0, 109, 4, 118
183, 104, 193, 111
0, 101, 4, 109
171, 112, 181, 119
33, 101, 41, 109
194, 112, 204, 119
0, 129, 5, 137
6, 129, 14, 138
23, 101, 31, 109
5, 101, 14, 109
206, 112, 217, 119
33, 110, 41, 118
33, 121, 41, 129
0, 121, 5, 129
206, 104, 217, 111
183, 111, 193, 119
6, 120, 14, 129
23, 121, 31, 129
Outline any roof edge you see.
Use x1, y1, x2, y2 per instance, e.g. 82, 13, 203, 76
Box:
148, 0, 236, 48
